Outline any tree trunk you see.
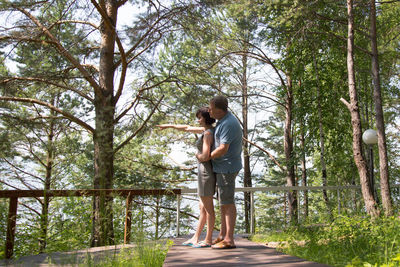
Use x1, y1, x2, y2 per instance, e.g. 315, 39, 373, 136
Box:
284, 74, 297, 224
300, 120, 308, 220
39, 104, 56, 253
369, 0, 393, 216
241, 53, 252, 233
91, 0, 117, 247
344, 0, 379, 218
312, 53, 332, 219
155, 196, 160, 239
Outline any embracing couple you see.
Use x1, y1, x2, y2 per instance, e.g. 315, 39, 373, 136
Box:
158, 95, 242, 249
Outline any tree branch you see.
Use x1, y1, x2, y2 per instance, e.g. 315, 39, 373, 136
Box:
49, 20, 99, 30
1, 77, 94, 103
242, 137, 285, 172
13, 5, 102, 97
0, 96, 95, 133
340, 97, 351, 111
115, 76, 171, 123
114, 95, 164, 153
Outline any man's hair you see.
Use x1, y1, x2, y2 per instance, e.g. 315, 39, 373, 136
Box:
210, 95, 228, 112
196, 106, 216, 125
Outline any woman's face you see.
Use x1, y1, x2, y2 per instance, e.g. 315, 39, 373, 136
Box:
197, 115, 206, 127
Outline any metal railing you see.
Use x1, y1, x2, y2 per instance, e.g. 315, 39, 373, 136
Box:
177, 185, 363, 236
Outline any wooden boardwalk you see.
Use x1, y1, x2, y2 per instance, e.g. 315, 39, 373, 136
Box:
163, 234, 331, 267
0, 244, 137, 267
0, 234, 331, 267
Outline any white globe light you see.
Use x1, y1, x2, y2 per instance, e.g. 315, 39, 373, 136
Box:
362, 129, 378, 145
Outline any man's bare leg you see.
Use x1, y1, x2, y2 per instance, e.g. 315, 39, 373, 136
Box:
221, 203, 236, 245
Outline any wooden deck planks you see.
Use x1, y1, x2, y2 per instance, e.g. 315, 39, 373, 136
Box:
163, 234, 331, 267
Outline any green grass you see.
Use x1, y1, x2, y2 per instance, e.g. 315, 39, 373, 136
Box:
251, 216, 400, 267
81, 240, 173, 267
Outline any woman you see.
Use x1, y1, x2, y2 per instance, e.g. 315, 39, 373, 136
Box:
157, 107, 216, 248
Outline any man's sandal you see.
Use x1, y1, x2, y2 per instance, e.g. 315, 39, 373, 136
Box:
211, 240, 236, 249
212, 237, 224, 245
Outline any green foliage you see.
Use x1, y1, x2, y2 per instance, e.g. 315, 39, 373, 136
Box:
252, 216, 400, 267
11, 197, 92, 258
78, 240, 173, 267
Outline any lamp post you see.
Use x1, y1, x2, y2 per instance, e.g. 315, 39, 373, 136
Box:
362, 129, 378, 202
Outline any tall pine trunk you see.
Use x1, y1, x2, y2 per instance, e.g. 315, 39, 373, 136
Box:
241, 53, 252, 233
91, 0, 117, 247
39, 100, 56, 253
300, 120, 308, 220
312, 53, 332, 219
343, 0, 379, 218
369, 0, 393, 216
284, 74, 297, 224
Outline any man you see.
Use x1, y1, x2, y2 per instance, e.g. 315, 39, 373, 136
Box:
208, 95, 242, 249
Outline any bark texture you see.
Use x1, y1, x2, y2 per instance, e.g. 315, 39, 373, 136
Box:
369, 0, 393, 216
91, 0, 117, 246
284, 74, 297, 224
241, 53, 252, 233
345, 0, 379, 218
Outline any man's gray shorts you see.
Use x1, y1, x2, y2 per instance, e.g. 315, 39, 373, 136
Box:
216, 172, 238, 205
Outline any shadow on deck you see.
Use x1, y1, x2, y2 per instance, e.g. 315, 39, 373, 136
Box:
163, 233, 331, 267
0, 234, 331, 267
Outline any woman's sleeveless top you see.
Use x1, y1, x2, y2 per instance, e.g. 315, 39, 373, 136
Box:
195, 129, 214, 153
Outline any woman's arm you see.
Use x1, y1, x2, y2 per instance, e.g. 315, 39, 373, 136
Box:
196, 131, 213, 162
156, 124, 204, 134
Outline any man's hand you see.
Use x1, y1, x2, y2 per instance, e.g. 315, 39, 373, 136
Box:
211, 144, 229, 160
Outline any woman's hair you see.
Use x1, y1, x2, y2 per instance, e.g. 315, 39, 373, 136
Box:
196, 106, 216, 125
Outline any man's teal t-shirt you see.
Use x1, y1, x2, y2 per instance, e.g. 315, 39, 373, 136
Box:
211, 112, 243, 173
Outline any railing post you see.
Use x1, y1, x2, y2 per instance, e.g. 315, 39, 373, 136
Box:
124, 193, 133, 244
6, 197, 18, 259
176, 194, 181, 237
250, 191, 255, 234
337, 189, 341, 215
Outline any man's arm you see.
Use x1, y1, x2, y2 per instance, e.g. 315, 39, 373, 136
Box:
210, 143, 230, 160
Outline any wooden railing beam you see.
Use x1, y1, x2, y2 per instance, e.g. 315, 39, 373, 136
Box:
0, 189, 182, 198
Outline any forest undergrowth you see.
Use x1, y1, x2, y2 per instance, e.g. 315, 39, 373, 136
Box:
251, 215, 400, 267
80, 239, 173, 267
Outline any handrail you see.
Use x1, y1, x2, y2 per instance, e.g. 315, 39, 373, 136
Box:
180, 185, 362, 194
0, 188, 182, 198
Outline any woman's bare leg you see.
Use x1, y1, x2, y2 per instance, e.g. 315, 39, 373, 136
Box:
200, 196, 215, 244
185, 201, 206, 244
